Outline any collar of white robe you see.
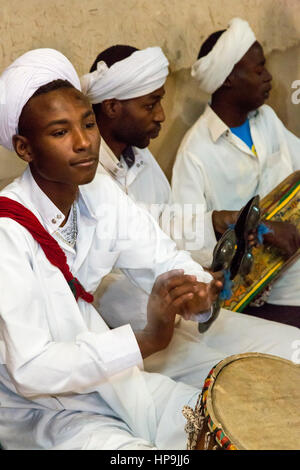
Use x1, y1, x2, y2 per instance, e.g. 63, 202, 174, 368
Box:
80, 47, 169, 104
191, 17, 256, 95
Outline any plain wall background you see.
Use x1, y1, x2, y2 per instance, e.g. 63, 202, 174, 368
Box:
0, 0, 299, 183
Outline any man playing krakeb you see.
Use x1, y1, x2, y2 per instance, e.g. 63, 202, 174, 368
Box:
172, 17, 300, 327
0, 47, 225, 450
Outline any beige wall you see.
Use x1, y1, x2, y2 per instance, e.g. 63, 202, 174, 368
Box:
0, 0, 299, 183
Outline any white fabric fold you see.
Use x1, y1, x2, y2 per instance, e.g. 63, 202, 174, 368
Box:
0, 48, 81, 151
191, 17, 256, 94
80, 47, 169, 104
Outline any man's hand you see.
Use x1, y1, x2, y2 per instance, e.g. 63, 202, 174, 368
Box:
179, 278, 223, 320
135, 270, 221, 358
212, 209, 259, 247
204, 270, 224, 282
263, 220, 300, 257
212, 210, 239, 235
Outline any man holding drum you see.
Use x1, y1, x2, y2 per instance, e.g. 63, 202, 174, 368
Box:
172, 17, 300, 327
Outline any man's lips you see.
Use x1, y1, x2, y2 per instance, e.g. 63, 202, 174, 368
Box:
149, 125, 161, 138
71, 157, 98, 167
263, 84, 272, 97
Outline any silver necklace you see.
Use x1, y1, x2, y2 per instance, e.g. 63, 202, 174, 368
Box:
55, 203, 78, 248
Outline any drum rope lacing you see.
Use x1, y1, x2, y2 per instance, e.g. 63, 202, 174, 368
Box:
204, 431, 215, 450
182, 404, 206, 450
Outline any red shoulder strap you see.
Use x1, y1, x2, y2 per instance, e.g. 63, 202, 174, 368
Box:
0, 196, 93, 303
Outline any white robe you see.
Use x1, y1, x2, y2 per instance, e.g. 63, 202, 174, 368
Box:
172, 104, 300, 306
94, 139, 213, 330
0, 167, 212, 450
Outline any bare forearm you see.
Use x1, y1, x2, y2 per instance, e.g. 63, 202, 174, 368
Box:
134, 330, 167, 359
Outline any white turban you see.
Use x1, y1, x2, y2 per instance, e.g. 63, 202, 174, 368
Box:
191, 18, 256, 94
80, 46, 169, 104
0, 48, 81, 151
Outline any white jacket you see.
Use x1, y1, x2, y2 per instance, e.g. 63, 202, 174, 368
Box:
172, 104, 300, 305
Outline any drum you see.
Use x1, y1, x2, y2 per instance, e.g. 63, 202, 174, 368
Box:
183, 352, 300, 450
222, 171, 300, 312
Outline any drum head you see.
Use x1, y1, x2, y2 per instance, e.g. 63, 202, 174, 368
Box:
206, 353, 300, 450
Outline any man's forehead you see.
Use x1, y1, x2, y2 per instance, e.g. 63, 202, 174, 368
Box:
18, 87, 94, 136
138, 86, 165, 102
242, 41, 265, 64
36, 87, 88, 108
27, 87, 92, 119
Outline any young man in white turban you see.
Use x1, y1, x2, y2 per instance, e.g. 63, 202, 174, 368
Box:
172, 18, 300, 328
0, 47, 228, 450
78, 44, 300, 391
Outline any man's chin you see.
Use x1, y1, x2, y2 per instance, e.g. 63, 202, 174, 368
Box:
78, 168, 98, 186
134, 137, 151, 149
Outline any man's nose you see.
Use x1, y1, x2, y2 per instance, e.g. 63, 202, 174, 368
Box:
73, 127, 91, 151
265, 68, 272, 83
154, 102, 165, 123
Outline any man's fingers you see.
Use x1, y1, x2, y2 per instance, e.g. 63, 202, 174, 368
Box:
211, 270, 224, 282
208, 279, 223, 298
195, 280, 223, 296
154, 270, 184, 285
152, 272, 198, 296
167, 282, 199, 301
172, 292, 194, 308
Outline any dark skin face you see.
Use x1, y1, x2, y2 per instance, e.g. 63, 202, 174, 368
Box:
211, 43, 300, 255
97, 86, 165, 158
13, 87, 100, 217
230, 42, 272, 110
212, 41, 272, 127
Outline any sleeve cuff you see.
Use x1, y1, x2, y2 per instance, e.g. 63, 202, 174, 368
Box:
189, 306, 213, 323
79, 324, 143, 377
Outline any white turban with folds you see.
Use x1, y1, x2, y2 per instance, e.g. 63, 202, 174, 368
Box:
0, 48, 81, 151
80, 47, 169, 104
191, 17, 256, 94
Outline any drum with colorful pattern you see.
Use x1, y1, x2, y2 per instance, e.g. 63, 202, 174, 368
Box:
183, 352, 300, 450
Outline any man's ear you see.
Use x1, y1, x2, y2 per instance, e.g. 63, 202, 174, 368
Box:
223, 73, 234, 89
12, 135, 34, 163
223, 64, 241, 89
101, 99, 123, 119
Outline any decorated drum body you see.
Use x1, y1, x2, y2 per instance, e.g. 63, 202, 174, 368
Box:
183, 352, 300, 450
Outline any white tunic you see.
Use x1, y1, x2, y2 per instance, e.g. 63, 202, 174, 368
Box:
0, 167, 213, 450
95, 139, 212, 330
172, 104, 300, 306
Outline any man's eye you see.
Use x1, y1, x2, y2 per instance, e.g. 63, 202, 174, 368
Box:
52, 130, 67, 137
85, 121, 96, 128
145, 104, 154, 111
256, 65, 265, 74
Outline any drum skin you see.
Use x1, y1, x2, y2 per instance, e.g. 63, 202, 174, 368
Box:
189, 353, 300, 450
